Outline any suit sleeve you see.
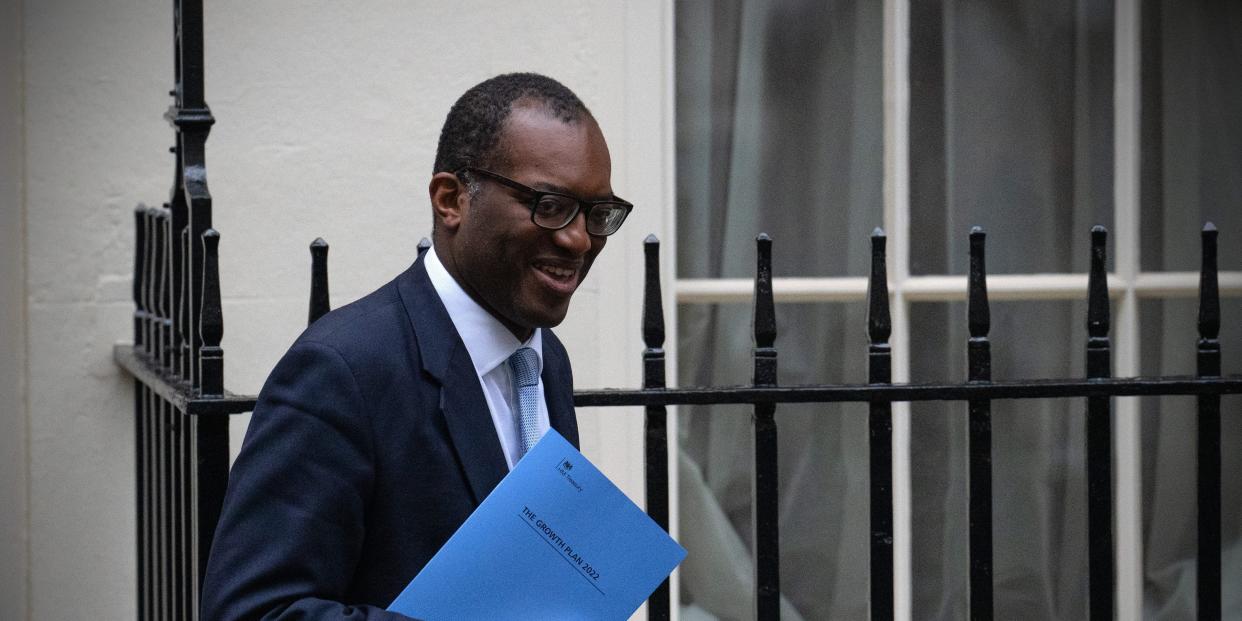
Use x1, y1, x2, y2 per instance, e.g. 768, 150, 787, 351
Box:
200, 341, 415, 621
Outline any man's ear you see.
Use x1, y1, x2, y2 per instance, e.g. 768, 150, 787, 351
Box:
429, 171, 468, 232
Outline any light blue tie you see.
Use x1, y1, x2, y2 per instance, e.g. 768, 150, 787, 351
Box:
507, 347, 542, 459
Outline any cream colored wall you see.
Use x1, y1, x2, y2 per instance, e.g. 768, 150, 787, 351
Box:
16, 1, 673, 618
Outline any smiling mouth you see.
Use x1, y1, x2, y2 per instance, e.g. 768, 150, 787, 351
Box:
532, 261, 581, 291
535, 260, 579, 278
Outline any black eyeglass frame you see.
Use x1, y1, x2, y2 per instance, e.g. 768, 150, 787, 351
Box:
456, 166, 634, 237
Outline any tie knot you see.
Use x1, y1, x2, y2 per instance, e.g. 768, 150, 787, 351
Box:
507, 347, 539, 388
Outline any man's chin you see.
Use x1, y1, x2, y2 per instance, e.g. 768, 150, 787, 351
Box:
519, 305, 571, 332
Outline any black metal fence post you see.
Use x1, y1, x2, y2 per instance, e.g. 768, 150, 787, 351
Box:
868, 229, 894, 621
113, 4, 261, 619
309, 238, 331, 326
1197, 222, 1221, 621
1085, 225, 1114, 621
967, 227, 993, 620
168, 0, 215, 390
752, 234, 781, 620
132, 206, 148, 621
642, 235, 672, 621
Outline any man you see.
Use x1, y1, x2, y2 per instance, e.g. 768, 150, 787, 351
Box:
200, 73, 632, 620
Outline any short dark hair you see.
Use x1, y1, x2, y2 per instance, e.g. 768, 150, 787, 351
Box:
432, 73, 593, 175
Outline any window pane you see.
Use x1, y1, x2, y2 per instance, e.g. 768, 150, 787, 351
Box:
909, 300, 1091, 620
909, 0, 1114, 275
1139, 0, 1242, 272
1139, 297, 1242, 618
677, 302, 869, 620
675, 0, 884, 279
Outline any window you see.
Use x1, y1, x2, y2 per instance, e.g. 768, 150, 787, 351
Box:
674, 1, 1241, 619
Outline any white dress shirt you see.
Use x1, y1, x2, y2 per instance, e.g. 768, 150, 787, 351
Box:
424, 247, 550, 469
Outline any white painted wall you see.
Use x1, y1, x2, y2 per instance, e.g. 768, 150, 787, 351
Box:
14, 1, 673, 618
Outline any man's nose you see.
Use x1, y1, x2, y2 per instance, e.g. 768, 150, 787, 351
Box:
552, 211, 593, 256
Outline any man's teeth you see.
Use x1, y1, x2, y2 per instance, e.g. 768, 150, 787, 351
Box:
537, 264, 575, 278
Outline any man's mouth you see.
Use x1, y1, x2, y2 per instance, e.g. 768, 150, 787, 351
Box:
535, 262, 577, 279
532, 260, 581, 294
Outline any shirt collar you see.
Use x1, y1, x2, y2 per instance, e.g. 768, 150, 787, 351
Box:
424, 246, 543, 377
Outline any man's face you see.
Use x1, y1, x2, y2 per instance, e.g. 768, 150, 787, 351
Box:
443, 105, 612, 340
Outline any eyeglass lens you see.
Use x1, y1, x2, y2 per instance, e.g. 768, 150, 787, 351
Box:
533, 195, 628, 236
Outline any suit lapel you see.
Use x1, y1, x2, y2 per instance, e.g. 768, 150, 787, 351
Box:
438, 344, 509, 504
398, 258, 508, 505
541, 329, 580, 449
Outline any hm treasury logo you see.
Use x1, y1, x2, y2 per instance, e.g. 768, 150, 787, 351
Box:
555, 456, 584, 492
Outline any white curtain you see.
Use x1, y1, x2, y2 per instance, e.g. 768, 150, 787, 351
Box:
677, 1, 882, 618
1139, 1, 1242, 618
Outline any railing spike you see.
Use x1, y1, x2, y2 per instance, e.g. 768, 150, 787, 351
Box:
753, 233, 776, 354
868, 229, 892, 345
178, 225, 191, 381
134, 205, 148, 347
1087, 225, 1110, 341
199, 229, 223, 397
157, 209, 174, 370
968, 227, 990, 340
643, 234, 665, 352
1198, 223, 1220, 342
308, 238, 331, 326
143, 206, 160, 358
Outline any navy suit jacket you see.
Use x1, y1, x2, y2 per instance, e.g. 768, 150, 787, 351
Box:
201, 257, 580, 620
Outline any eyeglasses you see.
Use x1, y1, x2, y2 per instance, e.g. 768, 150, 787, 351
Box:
456, 167, 633, 237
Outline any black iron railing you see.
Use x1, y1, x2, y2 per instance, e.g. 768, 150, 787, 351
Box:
112, 2, 250, 620
572, 227, 1240, 621
115, 3, 1242, 621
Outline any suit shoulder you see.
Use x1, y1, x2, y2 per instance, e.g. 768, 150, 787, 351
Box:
294, 274, 413, 365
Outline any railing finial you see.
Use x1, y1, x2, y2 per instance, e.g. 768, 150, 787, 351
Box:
868, 228, 891, 346
178, 225, 191, 381
1198, 222, 1220, 344
199, 228, 224, 397
143, 206, 161, 357
642, 234, 666, 354
155, 209, 173, 370
134, 205, 149, 346
309, 238, 331, 326
968, 227, 990, 340
752, 233, 776, 363
418, 237, 432, 255
1087, 225, 1110, 341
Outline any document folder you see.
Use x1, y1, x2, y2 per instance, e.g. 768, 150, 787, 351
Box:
388, 430, 686, 620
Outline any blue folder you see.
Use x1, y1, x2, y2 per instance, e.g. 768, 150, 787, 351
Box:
388, 430, 686, 620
